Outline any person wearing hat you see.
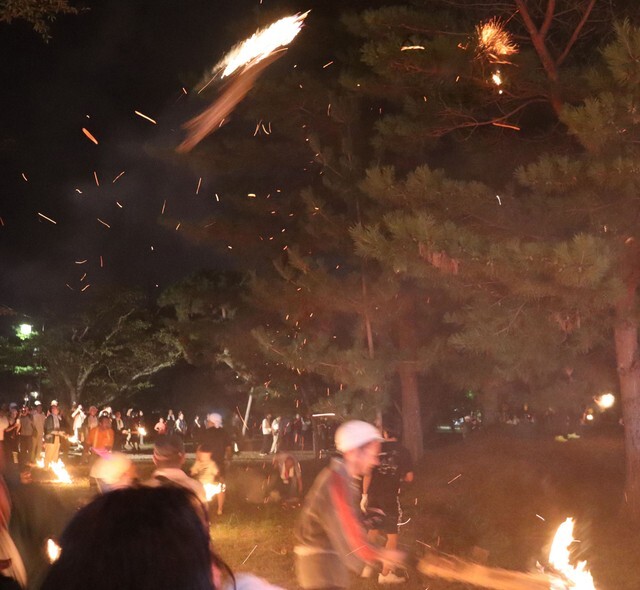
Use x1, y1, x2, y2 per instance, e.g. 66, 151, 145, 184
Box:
294, 420, 405, 590
146, 434, 207, 504
200, 413, 232, 515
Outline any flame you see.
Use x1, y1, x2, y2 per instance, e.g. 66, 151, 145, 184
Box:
595, 393, 615, 410
215, 12, 308, 79
138, 427, 147, 436
476, 18, 518, 62
36, 458, 44, 469
204, 482, 223, 502
548, 518, 596, 589
46, 538, 62, 563
50, 460, 73, 484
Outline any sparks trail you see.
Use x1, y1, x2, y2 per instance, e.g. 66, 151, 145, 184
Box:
177, 12, 308, 153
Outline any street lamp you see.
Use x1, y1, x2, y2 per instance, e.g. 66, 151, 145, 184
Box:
18, 323, 32, 338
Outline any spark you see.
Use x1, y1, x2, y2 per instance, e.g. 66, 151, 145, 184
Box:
196, 177, 202, 194
93, 171, 100, 186
37, 212, 57, 224
116, 201, 123, 208
82, 128, 99, 145
100, 256, 104, 268
323, 60, 334, 68
81, 284, 91, 292
496, 195, 502, 205
97, 218, 111, 228
112, 171, 125, 183
241, 545, 258, 565
65, 284, 74, 291
134, 110, 157, 124
476, 18, 518, 63
75, 260, 87, 265
161, 199, 167, 214
21, 172, 28, 182
46, 539, 61, 563
492, 122, 520, 131
535, 514, 545, 521
491, 71, 502, 86
176, 223, 181, 230
75, 188, 82, 194
401, 45, 425, 51
447, 474, 462, 484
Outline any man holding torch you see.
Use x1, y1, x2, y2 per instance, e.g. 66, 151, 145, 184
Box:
295, 420, 405, 590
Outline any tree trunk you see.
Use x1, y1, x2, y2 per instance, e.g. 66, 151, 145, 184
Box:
614, 317, 640, 521
398, 361, 424, 461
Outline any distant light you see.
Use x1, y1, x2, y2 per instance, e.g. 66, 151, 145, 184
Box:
585, 414, 594, 421
18, 324, 32, 338
596, 393, 615, 410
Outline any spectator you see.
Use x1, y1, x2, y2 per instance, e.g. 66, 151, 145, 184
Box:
260, 414, 272, 456
154, 417, 167, 435
269, 452, 302, 504
87, 416, 115, 457
71, 405, 85, 442
166, 409, 176, 435
269, 416, 281, 454
175, 411, 188, 438
4, 408, 20, 466
190, 445, 219, 502
30, 404, 45, 464
146, 435, 206, 504
112, 411, 126, 451
17, 407, 34, 466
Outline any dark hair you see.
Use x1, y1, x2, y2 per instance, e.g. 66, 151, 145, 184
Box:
40, 486, 232, 590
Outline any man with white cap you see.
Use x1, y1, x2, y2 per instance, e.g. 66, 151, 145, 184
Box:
295, 420, 405, 590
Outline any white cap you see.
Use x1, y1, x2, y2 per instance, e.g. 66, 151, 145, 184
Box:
50, 400, 58, 406
335, 420, 382, 453
34, 400, 42, 406
207, 413, 223, 428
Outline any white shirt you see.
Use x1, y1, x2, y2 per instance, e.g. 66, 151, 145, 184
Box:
0, 416, 8, 441
261, 419, 272, 435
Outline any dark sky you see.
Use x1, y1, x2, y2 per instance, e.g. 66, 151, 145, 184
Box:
0, 0, 318, 313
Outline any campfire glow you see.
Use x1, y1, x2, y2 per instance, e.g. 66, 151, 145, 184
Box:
50, 460, 73, 484
204, 482, 223, 502
548, 518, 596, 589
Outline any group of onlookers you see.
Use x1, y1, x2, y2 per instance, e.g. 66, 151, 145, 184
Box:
260, 413, 311, 455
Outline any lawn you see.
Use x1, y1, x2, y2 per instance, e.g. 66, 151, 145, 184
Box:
19, 430, 639, 590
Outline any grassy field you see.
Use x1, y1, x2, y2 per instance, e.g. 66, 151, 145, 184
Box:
28, 430, 639, 590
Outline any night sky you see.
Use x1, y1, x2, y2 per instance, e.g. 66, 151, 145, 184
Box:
0, 0, 318, 312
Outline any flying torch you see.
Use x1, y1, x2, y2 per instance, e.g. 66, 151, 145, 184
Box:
177, 12, 309, 152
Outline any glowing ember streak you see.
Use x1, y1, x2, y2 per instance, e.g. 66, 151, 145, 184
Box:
82, 127, 99, 145
492, 122, 521, 131
401, 45, 425, 51
81, 284, 91, 292
217, 12, 308, 79
94, 171, 100, 186
75, 260, 87, 264
196, 177, 202, 194
323, 60, 334, 68
548, 518, 596, 589
447, 473, 462, 484
204, 482, 223, 501
476, 18, 518, 62
46, 539, 61, 563
492, 71, 503, 86
97, 218, 111, 228
112, 171, 125, 183
161, 199, 167, 214
134, 110, 157, 124
100, 256, 104, 268
21, 172, 28, 182
50, 460, 73, 484
177, 12, 307, 152
38, 212, 57, 224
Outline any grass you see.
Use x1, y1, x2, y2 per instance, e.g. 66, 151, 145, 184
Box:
29, 430, 639, 590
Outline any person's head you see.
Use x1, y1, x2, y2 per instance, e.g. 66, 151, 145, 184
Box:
115, 411, 121, 419
98, 416, 111, 430
335, 420, 383, 477
167, 409, 174, 416
35, 403, 43, 414
20, 406, 29, 416
207, 413, 222, 429
50, 405, 59, 416
89, 406, 97, 416
153, 435, 185, 469
158, 417, 165, 424
40, 486, 231, 590
382, 419, 401, 441
195, 445, 212, 463
178, 411, 184, 420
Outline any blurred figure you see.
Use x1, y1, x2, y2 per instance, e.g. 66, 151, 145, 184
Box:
86, 416, 114, 457
17, 409, 33, 467
39, 486, 231, 590
43, 406, 65, 469
30, 405, 44, 465
175, 412, 188, 438
0, 476, 26, 588
154, 417, 167, 435
112, 411, 126, 452
269, 416, 281, 454
70, 405, 85, 442
165, 409, 176, 435
268, 452, 302, 504
190, 445, 219, 504
201, 414, 232, 516
260, 414, 272, 456
146, 435, 206, 504
90, 452, 136, 493
361, 422, 414, 584
295, 421, 404, 590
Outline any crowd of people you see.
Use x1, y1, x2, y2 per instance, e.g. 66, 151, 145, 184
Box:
0, 396, 415, 590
